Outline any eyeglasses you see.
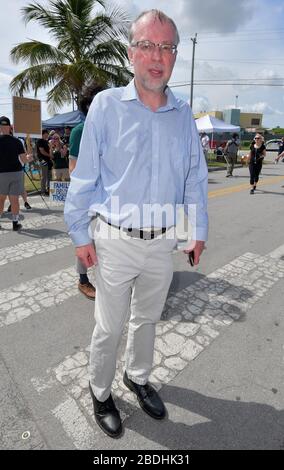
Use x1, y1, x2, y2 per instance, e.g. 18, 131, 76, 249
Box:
131, 40, 177, 55
255, 137, 261, 140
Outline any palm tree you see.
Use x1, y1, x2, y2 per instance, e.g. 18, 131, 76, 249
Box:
10, 0, 133, 113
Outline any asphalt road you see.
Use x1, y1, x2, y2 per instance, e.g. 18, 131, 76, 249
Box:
0, 152, 283, 451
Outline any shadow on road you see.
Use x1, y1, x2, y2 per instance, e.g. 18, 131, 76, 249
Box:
119, 385, 284, 450
165, 270, 252, 324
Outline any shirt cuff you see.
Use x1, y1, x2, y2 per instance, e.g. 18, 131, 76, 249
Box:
69, 231, 92, 247
194, 226, 208, 242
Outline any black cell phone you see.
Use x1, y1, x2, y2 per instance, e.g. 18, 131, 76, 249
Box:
188, 251, 195, 266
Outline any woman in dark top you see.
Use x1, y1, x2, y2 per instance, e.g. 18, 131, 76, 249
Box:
249, 134, 266, 194
50, 134, 69, 181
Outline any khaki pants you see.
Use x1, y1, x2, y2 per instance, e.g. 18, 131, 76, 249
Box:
89, 219, 176, 401
225, 155, 235, 176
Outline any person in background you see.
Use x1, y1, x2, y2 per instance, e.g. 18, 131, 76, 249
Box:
65, 9, 208, 438
6, 130, 32, 211
6, 190, 32, 212
68, 84, 105, 300
37, 129, 53, 195
48, 129, 56, 140
224, 133, 239, 177
50, 134, 69, 181
200, 131, 210, 163
274, 136, 284, 163
0, 116, 32, 230
62, 126, 72, 146
248, 133, 266, 194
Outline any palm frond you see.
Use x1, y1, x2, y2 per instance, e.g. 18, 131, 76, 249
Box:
10, 41, 70, 66
46, 77, 73, 114
10, 63, 66, 96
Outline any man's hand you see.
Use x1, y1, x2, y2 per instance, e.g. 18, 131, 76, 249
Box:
76, 243, 97, 268
19, 153, 33, 165
184, 240, 206, 265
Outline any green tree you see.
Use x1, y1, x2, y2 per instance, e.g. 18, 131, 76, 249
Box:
10, 0, 133, 113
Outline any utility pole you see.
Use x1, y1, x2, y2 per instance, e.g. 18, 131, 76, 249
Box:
190, 33, 197, 109
235, 95, 239, 108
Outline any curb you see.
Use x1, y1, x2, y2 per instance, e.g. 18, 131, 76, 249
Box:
208, 164, 243, 172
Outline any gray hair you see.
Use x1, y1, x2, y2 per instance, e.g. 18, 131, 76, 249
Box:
128, 9, 180, 45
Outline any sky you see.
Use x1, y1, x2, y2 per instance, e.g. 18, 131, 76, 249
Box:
1, 0, 284, 128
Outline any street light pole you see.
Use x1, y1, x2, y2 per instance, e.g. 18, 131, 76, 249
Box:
190, 33, 197, 109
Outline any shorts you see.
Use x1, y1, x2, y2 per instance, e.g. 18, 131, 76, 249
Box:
0, 171, 24, 196
52, 168, 70, 181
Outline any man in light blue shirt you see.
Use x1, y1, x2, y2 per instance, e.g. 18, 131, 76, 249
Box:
64, 9, 208, 438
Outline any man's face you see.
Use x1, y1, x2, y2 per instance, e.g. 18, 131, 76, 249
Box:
0, 124, 10, 135
128, 16, 177, 95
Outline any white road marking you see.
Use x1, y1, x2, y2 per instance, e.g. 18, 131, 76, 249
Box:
52, 397, 95, 449
0, 214, 63, 235
0, 266, 92, 327
0, 234, 71, 266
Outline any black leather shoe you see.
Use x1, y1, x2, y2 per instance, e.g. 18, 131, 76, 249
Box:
123, 371, 166, 419
89, 383, 122, 438
12, 222, 22, 231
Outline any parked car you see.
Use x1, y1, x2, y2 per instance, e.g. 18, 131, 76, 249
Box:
265, 139, 282, 152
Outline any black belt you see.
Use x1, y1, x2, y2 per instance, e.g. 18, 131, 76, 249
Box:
106, 221, 167, 240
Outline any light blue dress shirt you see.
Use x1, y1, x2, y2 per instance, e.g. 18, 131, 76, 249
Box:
64, 79, 208, 246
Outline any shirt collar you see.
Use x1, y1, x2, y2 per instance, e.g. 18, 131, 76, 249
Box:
121, 78, 180, 111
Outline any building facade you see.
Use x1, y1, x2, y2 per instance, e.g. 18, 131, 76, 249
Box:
194, 109, 263, 131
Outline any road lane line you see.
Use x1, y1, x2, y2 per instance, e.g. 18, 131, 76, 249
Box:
209, 175, 284, 199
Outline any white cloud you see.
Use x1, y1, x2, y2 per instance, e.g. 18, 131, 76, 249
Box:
177, 0, 255, 33
192, 96, 211, 113
241, 102, 284, 115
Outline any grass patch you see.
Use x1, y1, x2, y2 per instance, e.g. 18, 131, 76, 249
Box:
207, 161, 226, 167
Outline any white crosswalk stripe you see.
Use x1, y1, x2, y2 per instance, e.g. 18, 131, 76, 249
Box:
3, 200, 64, 211
52, 397, 96, 450
0, 266, 86, 327
0, 214, 63, 235
0, 234, 71, 266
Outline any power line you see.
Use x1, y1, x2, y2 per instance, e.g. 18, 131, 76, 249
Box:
195, 58, 284, 66
169, 81, 284, 88
187, 78, 284, 82
181, 28, 284, 40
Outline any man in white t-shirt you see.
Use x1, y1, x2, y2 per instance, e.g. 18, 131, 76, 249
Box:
200, 131, 210, 163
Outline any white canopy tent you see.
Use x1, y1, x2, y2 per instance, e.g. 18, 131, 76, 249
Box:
195, 114, 240, 133
195, 114, 240, 151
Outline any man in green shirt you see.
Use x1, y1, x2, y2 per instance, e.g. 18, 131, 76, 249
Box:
69, 85, 104, 300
